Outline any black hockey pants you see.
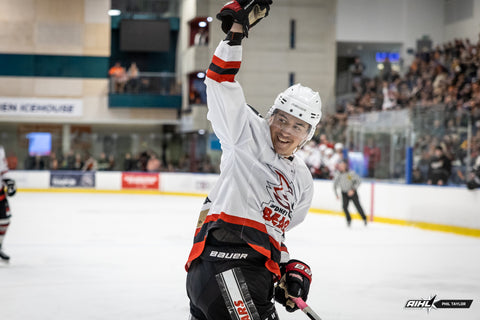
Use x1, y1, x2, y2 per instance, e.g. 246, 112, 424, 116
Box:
186, 238, 278, 320
341, 190, 367, 223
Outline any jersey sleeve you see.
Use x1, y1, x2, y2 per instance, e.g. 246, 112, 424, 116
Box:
205, 40, 251, 147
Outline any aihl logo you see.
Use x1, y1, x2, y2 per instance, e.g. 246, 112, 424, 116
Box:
405, 295, 436, 309
405, 295, 473, 312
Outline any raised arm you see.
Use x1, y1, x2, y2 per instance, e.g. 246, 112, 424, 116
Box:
205, 1, 272, 147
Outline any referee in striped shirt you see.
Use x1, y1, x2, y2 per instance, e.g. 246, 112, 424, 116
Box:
333, 160, 367, 227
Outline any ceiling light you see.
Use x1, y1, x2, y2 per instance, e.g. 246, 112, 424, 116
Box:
108, 9, 121, 16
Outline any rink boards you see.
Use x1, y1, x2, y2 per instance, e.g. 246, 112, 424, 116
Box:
8, 170, 480, 237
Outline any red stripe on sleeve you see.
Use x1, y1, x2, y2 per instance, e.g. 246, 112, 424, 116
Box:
206, 69, 235, 83
212, 55, 241, 69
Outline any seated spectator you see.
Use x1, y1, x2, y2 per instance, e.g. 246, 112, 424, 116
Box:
73, 153, 84, 170
466, 155, 480, 190
6, 152, 17, 170
427, 146, 452, 185
412, 167, 425, 184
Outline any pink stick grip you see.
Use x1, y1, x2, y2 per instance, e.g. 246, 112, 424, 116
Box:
291, 297, 308, 310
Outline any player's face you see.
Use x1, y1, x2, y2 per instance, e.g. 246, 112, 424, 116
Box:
269, 110, 310, 157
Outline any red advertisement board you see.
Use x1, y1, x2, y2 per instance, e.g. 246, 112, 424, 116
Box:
121, 172, 159, 190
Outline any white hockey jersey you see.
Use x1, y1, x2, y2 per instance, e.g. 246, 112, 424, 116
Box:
0, 146, 8, 178
186, 40, 314, 277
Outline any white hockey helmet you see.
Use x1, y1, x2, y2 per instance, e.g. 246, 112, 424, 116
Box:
267, 84, 322, 146
334, 142, 344, 151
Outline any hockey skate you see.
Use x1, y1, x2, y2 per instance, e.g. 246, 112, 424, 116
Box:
0, 246, 10, 261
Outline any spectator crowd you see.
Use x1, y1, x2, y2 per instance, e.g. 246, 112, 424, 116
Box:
8, 35, 480, 188
22, 149, 218, 174
314, 34, 480, 186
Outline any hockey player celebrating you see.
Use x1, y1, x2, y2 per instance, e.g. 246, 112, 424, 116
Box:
185, 1, 322, 319
0, 146, 16, 261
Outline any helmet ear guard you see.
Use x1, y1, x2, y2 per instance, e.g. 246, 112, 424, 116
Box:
267, 84, 322, 149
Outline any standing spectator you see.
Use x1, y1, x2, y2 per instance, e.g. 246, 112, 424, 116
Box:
138, 151, 149, 172
427, 146, 452, 185
107, 155, 116, 171
126, 62, 140, 93
97, 152, 109, 171
28, 155, 45, 170
323, 148, 336, 177
123, 152, 135, 171
73, 153, 84, 170
61, 150, 75, 170
364, 138, 381, 178
108, 62, 128, 93
146, 153, 161, 172
350, 56, 365, 92
333, 160, 368, 227
82, 154, 97, 172
48, 152, 59, 170
194, 28, 209, 46
382, 56, 392, 82
330, 142, 345, 171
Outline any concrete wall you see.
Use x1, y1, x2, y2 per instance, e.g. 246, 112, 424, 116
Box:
337, 0, 445, 67
444, 0, 480, 42
0, 0, 110, 55
178, 0, 337, 115
9, 170, 480, 232
0, 0, 179, 125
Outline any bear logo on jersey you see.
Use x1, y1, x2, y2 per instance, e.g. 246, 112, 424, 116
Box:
262, 165, 297, 234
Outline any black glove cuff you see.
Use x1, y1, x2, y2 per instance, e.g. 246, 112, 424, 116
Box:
225, 31, 244, 46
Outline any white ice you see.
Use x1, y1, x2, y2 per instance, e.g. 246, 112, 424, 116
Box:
0, 192, 479, 320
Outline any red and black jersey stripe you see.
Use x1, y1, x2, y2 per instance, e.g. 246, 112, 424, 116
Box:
206, 55, 241, 83
186, 212, 283, 278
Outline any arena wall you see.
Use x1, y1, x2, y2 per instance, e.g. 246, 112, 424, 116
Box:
8, 171, 480, 237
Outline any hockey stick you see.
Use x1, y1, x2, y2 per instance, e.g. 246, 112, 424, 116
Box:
291, 297, 323, 320
278, 280, 323, 320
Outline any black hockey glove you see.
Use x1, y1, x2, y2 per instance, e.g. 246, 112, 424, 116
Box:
275, 259, 312, 312
217, 0, 273, 37
3, 179, 16, 197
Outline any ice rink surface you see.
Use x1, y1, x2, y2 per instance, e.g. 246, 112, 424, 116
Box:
0, 191, 479, 320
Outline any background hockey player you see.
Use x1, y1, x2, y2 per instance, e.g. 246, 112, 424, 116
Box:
0, 146, 16, 261
185, 1, 322, 319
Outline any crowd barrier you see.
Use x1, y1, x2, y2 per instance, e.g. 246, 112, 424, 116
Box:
7, 170, 480, 237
